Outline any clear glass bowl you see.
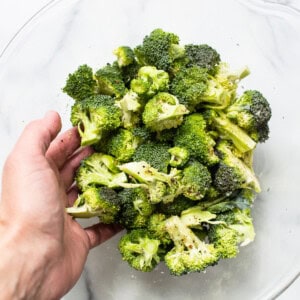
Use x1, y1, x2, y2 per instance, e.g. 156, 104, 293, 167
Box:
0, 0, 299, 299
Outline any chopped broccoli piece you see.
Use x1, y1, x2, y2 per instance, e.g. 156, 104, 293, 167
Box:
62, 64, 98, 101
113, 46, 136, 67
119, 229, 162, 272
164, 216, 219, 275
214, 141, 261, 193
179, 160, 212, 200
70, 95, 122, 146
158, 195, 195, 216
174, 113, 219, 166
130, 66, 169, 98
226, 90, 272, 142
66, 187, 121, 223
185, 44, 221, 74
118, 188, 154, 229
142, 92, 189, 132
134, 28, 185, 71
170, 66, 230, 111
94, 63, 126, 97
168, 146, 190, 167
76, 153, 128, 191
132, 141, 171, 173
106, 129, 141, 162
204, 109, 257, 153
115, 91, 141, 129
147, 213, 172, 247
208, 208, 255, 258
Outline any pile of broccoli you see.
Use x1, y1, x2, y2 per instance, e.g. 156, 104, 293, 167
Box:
63, 28, 271, 275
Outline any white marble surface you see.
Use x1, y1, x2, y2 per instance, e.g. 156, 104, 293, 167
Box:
0, 0, 300, 299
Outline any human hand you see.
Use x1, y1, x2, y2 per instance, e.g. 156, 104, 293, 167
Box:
0, 111, 121, 300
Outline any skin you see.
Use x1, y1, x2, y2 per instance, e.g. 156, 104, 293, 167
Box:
0, 111, 121, 299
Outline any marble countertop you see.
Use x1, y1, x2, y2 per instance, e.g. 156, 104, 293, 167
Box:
0, 1, 299, 299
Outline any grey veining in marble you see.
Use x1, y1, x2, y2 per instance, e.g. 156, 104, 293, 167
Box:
0, 0, 300, 299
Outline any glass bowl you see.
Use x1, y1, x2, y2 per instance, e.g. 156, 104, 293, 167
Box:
0, 0, 299, 299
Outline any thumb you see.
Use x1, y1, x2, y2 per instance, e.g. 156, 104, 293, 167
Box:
13, 111, 62, 157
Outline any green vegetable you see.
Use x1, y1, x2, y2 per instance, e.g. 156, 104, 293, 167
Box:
63, 28, 272, 276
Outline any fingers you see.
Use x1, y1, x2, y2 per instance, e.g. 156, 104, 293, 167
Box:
60, 146, 93, 189
13, 111, 62, 158
46, 127, 81, 170
66, 186, 79, 207
85, 223, 123, 249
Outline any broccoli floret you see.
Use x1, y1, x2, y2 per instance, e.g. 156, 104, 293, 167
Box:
204, 109, 257, 153
180, 206, 224, 230
66, 187, 121, 223
106, 129, 141, 162
215, 62, 250, 94
118, 161, 179, 204
164, 216, 219, 275
115, 91, 141, 129
113, 46, 136, 67
70, 95, 122, 146
226, 90, 272, 142
130, 66, 169, 98
118, 188, 154, 229
94, 63, 126, 97
158, 195, 196, 216
214, 141, 261, 193
147, 213, 172, 246
208, 208, 255, 258
134, 28, 185, 71
174, 113, 219, 166
185, 44, 221, 74
168, 146, 190, 168
76, 153, 128, 191
179, 160, 212, 200
170, 66, 230, 111
119, 229, 162, 272
62, 64, 98, 101
142, 92, 189, 132
132, 141, 171, 173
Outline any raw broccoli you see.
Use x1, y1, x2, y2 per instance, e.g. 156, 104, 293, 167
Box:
70, 95, 122, 146
115, 91, 141, 129
214, 62, 250, 95
130, 66, 169, 98
168, 146, 190, 167
119, 229, 162, 272
185, 44, 221, 74
118, 188, 154, 229
164, 216, 219, 275
147, 213, 172, 247
174, 113, 219, 166
66, 187, 120, 223
113, 46, 136, 67
179, 160, 212, 200
118, 161, 179, 204
62, 64, 98, 101
158, 195, 195, 216
226, 90, 272, 142
134, 28, 185, 71
208, 208, 255, 258
106, 128, 141, 162
94, 63, 126, 97
214, 141, 261, 193
170, 66, 230, 110
132, 141, 171, 173
204, 109, 257, 153
142, 92, 189, 132
76, 153, 128, 191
